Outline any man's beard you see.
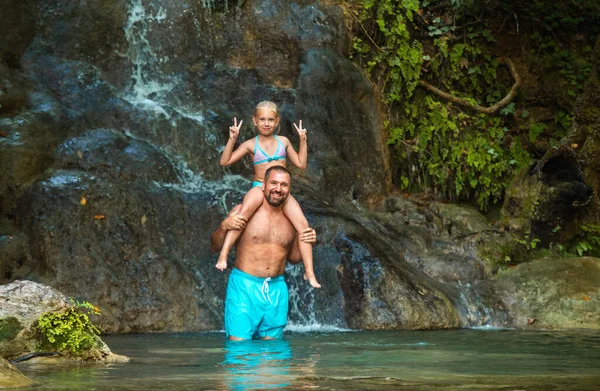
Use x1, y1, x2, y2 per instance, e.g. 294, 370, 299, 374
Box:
266, 190, 287, 206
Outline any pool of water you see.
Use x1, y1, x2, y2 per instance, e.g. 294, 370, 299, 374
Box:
15, 329, 600, 390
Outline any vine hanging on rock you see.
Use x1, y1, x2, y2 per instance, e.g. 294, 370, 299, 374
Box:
418, 57, 521, 115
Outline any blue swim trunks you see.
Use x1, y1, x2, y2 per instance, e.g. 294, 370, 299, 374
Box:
225, 268, 288, 340
252, 181, 262, 188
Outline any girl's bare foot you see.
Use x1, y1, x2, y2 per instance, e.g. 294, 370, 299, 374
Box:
215, 254, 228, 271
304, 273, 321, 288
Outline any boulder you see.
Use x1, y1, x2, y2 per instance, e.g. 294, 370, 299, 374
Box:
0, 280, 128, 362
0, 357, 32, 389
306, 196, 509, 330
493, 257, 600, 330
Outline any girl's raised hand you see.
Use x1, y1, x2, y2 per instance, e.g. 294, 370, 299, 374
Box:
293, 120, 307, 141
229, 117, 243, 140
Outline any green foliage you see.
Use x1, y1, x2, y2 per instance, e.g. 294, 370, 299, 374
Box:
516, 235, 541, 251
37, 300, 101, 354
350, 0, 597, 211
0, 317, 22, 341
351, 0, 423, 104
528, 122, 547, 143
393, 96, 530, 209
573, 224, 600, 256
521, 1, 598, 98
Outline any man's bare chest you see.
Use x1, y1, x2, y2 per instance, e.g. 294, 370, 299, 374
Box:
245, 214, 294, 247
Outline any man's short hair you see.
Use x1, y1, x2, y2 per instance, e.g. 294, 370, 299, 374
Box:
264, 166, 292, 182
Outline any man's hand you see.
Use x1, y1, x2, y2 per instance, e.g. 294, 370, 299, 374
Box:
210, 205, 245, 253
221, 208, 247, 231
299, 227, 316, 244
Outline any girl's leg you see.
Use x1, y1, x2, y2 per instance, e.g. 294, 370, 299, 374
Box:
283, 195, 321, 288
216, 187, 264, 270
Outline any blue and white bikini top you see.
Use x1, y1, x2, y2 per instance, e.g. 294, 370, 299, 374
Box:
253, 135, 287, 165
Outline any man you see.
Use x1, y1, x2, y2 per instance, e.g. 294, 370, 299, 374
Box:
211, 166, 319, 340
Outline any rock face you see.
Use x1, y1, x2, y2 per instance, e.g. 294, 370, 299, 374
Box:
306, 196, 511, 330
501, 147, 593, 252
0, 0, 397, 334
0, 0, 597, 334
0, 280, 128, 362
0, 357, 32, 389
501, 36, 600, 252
493, 257, 600, 329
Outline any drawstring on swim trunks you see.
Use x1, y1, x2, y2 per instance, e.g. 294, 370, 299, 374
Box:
261, 277, 272, 305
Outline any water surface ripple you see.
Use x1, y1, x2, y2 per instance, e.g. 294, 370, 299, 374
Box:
16, 329, 600, 390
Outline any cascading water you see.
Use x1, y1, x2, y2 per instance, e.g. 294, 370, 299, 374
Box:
117, 0, 344, 332
456, 282, 499, 329
158, 153, 345, 331
123, 0, 175, 109
285, 263, 350, 332
117, 0, 502, 334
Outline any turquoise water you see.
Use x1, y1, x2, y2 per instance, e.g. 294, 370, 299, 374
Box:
16, 329, 600, 390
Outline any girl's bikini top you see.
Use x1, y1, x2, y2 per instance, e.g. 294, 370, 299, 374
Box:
253, 135, 287, 165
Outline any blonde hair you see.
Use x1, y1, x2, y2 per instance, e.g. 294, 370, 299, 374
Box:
254, 101, 279, 117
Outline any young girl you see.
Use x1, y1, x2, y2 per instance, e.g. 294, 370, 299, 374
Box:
216, 101, 321, 289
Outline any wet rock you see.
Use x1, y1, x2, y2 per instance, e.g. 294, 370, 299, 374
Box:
0, 61, 64, 219
0, 280, 127, 362
0, 234, 32, 284
335, 234, 461, 329
494, 257, 600, 329
0, 357, 32, 388
237, 0, 349, 87
56, 129, 181, 183
18, 170, 230, 333
297, 48, 390, 204
501, 146, 593, 248
0, 0, 35, 68
27, 0, 130, 88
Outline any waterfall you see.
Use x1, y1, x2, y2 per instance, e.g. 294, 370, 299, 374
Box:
157, 151, 249, 213
456, 282, 504, 329
123, 0, 177, 118
286, 262, 349, 332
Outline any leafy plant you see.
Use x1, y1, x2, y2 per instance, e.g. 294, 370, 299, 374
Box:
37, 300, 102, 354
573, 224, 600, 256
516, 235, 541, 250
350, 0, 423, 105
349, 0, 598, 211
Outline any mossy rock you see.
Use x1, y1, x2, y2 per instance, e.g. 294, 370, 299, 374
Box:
0, 317, 21, 342
0, 357, 32, 388
494, 257, 600, 330
501, 146, 593, 249
0, 280, 128, 363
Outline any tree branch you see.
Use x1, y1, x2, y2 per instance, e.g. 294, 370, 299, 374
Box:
418, 57, 521, 115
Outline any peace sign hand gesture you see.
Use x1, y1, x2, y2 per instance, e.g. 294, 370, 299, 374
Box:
293, 120, 307, 141
229, 117, 243, 140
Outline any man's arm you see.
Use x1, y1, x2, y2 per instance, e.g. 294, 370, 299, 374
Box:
287, 228, 317, 264
210, 205, 246, 253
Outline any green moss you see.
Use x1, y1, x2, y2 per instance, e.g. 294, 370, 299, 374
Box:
0, 317, 22, 342
582, 107, 600, 123
350, 0, 598, 211
36, 302, 102, 355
